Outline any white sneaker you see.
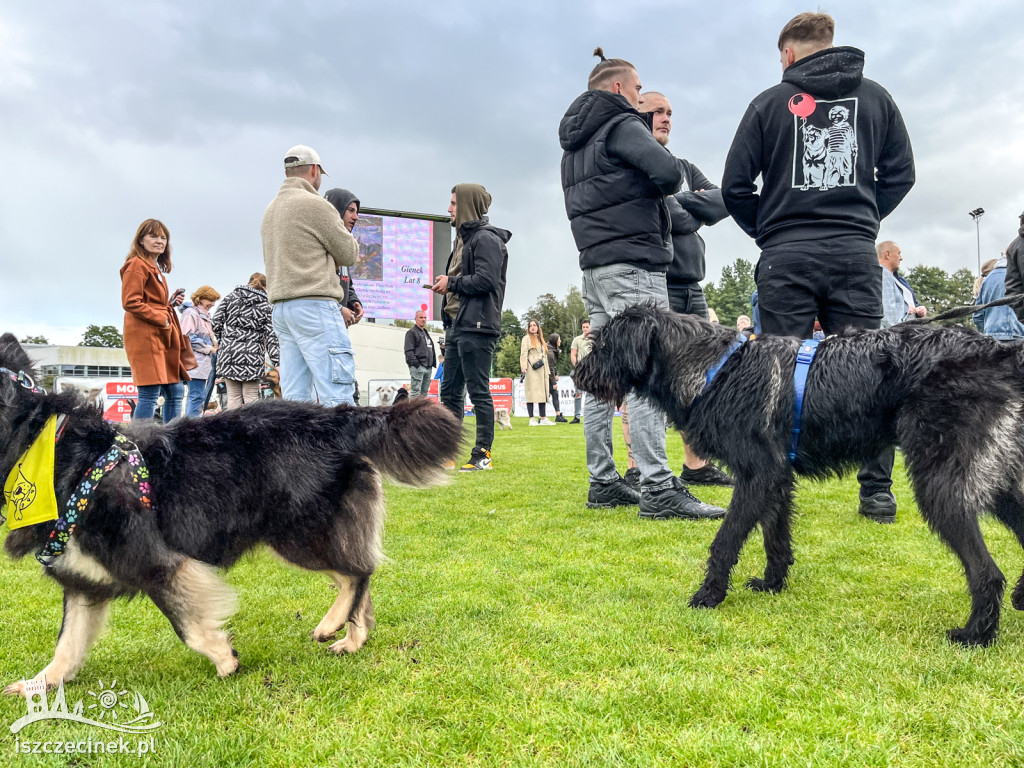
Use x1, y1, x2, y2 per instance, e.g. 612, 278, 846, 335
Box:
538, 417, 555, 426
529, 417, 540, 426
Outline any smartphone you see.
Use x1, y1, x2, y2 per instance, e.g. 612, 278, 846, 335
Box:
172, 288, 185, 298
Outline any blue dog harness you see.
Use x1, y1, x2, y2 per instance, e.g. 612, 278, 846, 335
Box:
704, 334, 747, 388
788, 339, 820, 463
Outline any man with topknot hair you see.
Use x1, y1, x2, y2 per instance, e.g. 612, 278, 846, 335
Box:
558, 49, 725, 521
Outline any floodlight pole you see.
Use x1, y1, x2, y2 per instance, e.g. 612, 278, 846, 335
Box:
969, 208, 985, 275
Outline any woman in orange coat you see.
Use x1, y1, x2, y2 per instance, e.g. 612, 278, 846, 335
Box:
121, 219, 191, 422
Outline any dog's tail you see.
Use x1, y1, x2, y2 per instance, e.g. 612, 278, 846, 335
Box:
344, 398, 463, 487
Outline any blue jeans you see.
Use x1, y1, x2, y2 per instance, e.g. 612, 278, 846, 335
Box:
581, 264, 673, 491
135, 381, 185, 423
408, 365, 432, 397
272, 299, 355, 407
185, 372, 215, 417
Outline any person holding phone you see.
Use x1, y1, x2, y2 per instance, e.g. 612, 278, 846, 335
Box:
120, 219, 191, 423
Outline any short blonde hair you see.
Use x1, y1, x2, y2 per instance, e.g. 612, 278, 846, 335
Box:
777, 12, 835, 52
191, 285, 221, 305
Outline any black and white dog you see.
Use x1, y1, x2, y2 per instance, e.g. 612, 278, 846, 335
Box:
575, 304, 1024, 647
0, 333, 462, 693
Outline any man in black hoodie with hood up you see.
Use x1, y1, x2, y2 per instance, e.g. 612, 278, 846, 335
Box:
432, 183, 510, 472
722, 12, 915, 523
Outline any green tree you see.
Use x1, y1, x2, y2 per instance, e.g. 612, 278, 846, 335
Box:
493, 333, 522, 378
19, 335, 49, 345
499, 309, 524, 341
704, 258, 757, 328
905, 265, 975, 324
393, 319, 415, 329
79, 324, 123, 348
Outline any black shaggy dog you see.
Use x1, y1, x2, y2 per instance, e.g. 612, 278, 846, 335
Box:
0, 334, 462, 694
575, 304, 1024, 647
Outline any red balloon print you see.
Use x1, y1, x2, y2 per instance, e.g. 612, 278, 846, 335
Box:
788, 93, 816, 118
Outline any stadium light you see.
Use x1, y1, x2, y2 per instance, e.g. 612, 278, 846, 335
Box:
969, 208, 985, 275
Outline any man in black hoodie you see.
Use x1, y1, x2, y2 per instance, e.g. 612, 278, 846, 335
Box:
559, 49, 724, 520
722, 12, 915, 523
1003, 211, 1024, 321
432, 183, 509, 472
640, 91, 733, 489
324, 188, 365, 328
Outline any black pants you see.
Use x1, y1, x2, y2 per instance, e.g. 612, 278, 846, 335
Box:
549, 380, 561, 414
667, 281, 710, 320
440, 327, 496, 458
755, 243, 893, 497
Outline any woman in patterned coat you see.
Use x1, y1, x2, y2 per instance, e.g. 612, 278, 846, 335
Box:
212, 273, 280, 409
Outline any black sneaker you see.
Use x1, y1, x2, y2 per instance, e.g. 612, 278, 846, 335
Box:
555, 414, 568, 423
680, 463, 734, 487
586, 478, 640, 509
858, 492, 896, 523
623, 467, 641, 491
569, 417, 580, 424
639, 479, 725, 520
459, 450, 492, 472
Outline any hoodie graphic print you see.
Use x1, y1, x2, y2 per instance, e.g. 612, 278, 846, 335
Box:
790, 94, 859, 191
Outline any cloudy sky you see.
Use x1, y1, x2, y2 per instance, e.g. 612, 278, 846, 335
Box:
2, 0, 1022, 344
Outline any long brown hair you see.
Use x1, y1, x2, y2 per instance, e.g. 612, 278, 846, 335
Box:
126, 219, 172, 273
526, 318, 548, 352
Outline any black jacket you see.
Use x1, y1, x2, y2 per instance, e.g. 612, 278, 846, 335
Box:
666, 160, 727, 284
444, 218, 510, 335
1003, 222, 1024, 321
404, 325, 436, 368
559, 89, 685, 272
722, 46, 915, 249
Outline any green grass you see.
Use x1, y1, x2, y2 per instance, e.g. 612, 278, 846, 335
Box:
3, 418, 1024, 766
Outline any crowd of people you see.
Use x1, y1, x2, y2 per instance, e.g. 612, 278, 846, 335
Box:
116, 10, 1022, 517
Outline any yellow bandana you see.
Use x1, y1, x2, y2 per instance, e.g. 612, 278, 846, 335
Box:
3, 415, 59, 529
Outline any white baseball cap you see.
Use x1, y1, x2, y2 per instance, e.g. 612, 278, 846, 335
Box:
283, 145, 327, 175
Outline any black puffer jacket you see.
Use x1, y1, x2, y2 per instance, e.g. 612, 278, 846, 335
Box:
723, 46, 915, 249
445, 219, 510, 336
666, 160, 727, 284
560, 89, 685, 272
211, 285, 280, 381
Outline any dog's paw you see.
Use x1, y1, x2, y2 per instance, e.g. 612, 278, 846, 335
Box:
328, 634, 366, 655
311, 629, 337, 643
745, 577, 784, 594
3, 680, 27, 697
1012, 585, 1024, 611
215, 653, 241, 678
946, 627, 996, 648
688, 588, 725, 610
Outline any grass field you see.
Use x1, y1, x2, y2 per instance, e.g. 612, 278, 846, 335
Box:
3, 417, 1024, 766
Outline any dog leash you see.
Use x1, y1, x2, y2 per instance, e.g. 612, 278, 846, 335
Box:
36, 432, 152, 567
788, 339, 820, 463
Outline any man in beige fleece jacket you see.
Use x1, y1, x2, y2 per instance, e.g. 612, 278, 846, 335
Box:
261, 144, 360, 406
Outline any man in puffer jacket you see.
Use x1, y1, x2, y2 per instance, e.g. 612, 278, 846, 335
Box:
559, 48, 724, 521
